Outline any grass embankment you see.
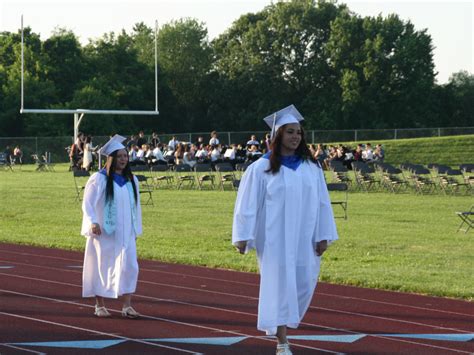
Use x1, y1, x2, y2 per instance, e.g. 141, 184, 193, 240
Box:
0, 160, 473, 300
333, 134, 474, 166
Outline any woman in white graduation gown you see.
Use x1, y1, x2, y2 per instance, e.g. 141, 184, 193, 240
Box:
232, 105, 338, 355
81, 135, 142, 318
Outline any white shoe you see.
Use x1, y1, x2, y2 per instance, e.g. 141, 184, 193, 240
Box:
276, 342, 292, 355
94, 305, 111, 318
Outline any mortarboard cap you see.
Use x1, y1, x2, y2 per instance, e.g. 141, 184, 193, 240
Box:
99, 134, 127, 156
263, 104, 304, 139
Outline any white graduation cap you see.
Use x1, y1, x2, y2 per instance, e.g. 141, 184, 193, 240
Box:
263, 104, 304, 139
99, 134, 127, 156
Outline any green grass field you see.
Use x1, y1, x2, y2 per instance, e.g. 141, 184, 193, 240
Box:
0, 162, 473, 301
334, 134, 474, 166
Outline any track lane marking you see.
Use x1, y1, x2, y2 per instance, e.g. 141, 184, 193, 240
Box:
0, 273, 472, 354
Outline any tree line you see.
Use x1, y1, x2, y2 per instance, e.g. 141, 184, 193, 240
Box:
0, 0, 473, 137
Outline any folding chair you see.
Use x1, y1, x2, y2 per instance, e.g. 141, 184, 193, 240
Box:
174, 164, 195, 189
73, 170, 90, 202
456, 205, 474, 233
381, 166, 409, 193
327, 182, 348, 220
410, 167, 437, 195
194, 163, 215, 190
439, 169, 470, 195
150, 165, 173, 188
135, 174, 154, 206
215, 163, 236, 191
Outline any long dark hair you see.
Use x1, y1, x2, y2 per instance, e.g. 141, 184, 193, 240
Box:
104, 149, 138, 203
265, 124, 317, 174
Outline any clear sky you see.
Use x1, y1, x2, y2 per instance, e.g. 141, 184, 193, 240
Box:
1, 0, 472, 84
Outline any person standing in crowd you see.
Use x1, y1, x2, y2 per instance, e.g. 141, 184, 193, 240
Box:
81, 135, 143, 319
136, 131, 147, 148
209, 131, 220, 146
232, 105, 338, 355
82, 136, 96, 171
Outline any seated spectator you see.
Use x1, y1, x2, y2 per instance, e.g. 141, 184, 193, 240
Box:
210, 144, 222, 162
223, 144, 238, 168
246, 135, 260, 149
362, 143, 374, 162
174, 143, 185, 165
144, 144, 155, 165
327, 145, 337, 161
195, 144, 210, 163
183, 144, 197, 168
209, 131, 220, 146
374, 144, 385, 162
246, 144, 262, 163
128, 144, 141, 165
314, 144, 327, 168
152, 143, 168, 165
353, 144, 363, 162
136, 144, 147, 162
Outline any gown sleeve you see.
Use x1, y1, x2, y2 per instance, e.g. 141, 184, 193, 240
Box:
81, 173, 104, 236
313, 166, 339, 244
232, 163, 265, 253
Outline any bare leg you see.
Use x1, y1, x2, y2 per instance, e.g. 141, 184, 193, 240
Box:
95, 296, 105, 308
276, 325, 288, 344
122, 293, 132, 308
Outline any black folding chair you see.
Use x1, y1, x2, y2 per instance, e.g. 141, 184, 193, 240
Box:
456, 205, 474, 233
194, 163, 215, 190
327, 182, 348, 220
135, 174, 154, 206
73, 170, 90, 202
215, 163, 236, 191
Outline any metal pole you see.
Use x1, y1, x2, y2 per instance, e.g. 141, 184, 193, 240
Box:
394, 129, 397, 140
354, 130, 358, 142
74, 113, 78, 143
227, 132, 231, 145
311, 130, 315, 144
155, 20, 158, 111
21, 15, 24, 111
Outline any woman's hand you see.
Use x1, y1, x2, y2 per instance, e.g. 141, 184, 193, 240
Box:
91, 223, 102, 236
315, 240, 328, 256
234, 241, 247, 254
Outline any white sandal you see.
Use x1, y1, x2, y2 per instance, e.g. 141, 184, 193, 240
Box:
94, 305, 111, 318
122, 306, 140, 319
276, 343, 292, 355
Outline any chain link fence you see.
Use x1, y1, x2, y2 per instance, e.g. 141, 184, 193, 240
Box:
2, 127, 473, 164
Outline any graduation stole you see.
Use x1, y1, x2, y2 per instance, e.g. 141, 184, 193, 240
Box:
101, 172, 138, 235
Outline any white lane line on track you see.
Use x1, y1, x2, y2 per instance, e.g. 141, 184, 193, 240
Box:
0, 311, 201, 355
0, 288, 338, 354
1, 261, 473, 334
1, 250, 471, 319
0, 274, 471, 354
0, 343, 46, 354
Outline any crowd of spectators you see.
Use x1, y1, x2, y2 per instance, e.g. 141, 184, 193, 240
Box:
67, 129, 385, 172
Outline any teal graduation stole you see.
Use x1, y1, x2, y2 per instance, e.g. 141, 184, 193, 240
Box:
103, 181, 137, 235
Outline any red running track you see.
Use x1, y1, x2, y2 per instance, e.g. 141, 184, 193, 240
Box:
0, 243, 473, 354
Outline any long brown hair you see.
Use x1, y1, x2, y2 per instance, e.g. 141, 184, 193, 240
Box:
104, 149, 138, 203
265, 124, 317, 174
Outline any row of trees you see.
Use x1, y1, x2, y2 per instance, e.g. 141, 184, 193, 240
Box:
0, 0, 473, 137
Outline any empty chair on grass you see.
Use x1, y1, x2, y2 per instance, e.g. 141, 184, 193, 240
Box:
456, 205, 474, 233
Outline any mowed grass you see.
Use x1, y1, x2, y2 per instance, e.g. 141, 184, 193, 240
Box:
0, 164, 473, 301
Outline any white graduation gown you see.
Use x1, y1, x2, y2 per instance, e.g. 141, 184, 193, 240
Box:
232, 158, 338, 335
81, 172, 143, 298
